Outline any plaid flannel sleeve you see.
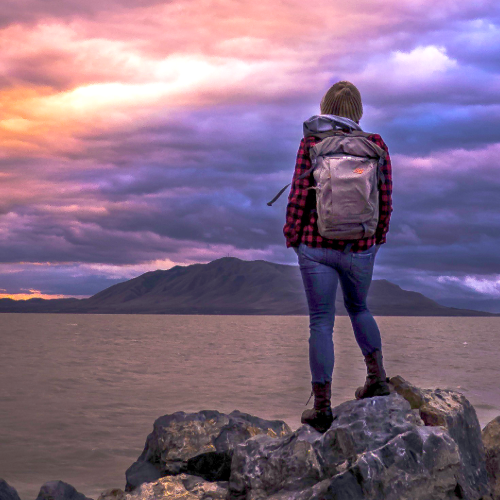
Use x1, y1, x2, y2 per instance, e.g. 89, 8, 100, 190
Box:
283, 137, 314, 248
371, 135, 393, 245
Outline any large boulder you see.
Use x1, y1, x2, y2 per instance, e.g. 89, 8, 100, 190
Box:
35, 481, 93, 500
125, 409, 292, 491
483, 416, 500, 500
390, 376, 490, 500
228, 393, 463, 500
227, 377, 491, 500
0, 479, 21, 500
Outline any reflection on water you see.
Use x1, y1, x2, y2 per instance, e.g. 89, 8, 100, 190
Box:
0, 314, 499, 499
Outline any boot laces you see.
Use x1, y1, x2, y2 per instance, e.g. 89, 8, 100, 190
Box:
305, 389, 313, 406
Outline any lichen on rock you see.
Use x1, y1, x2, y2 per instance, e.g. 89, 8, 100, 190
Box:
125, 474, 228, 500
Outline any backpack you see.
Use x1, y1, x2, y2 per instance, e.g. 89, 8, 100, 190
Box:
268, 128, 387, 240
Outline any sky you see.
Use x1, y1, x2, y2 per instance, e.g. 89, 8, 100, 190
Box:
1, 0, 500, 312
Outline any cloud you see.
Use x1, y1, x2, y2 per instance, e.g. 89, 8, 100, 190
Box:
0, 0, 168, 27
2, 101, 500, 266
439, 275, 500, 297
1, 1, 498, 164
371, 265, 500, 313
366, 45, 458, 84
1, 0, 500, 313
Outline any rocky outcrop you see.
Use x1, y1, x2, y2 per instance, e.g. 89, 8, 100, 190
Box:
120, 377, 492, 500
35, 481, 93, 500
0, 479, 21, 500
228, 395, 464, 500
483, 416, 500, 500
3, 378, 496, 500
125, 409, 292, 492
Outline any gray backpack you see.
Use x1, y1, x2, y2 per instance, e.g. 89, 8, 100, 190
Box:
268, 116, 386, 240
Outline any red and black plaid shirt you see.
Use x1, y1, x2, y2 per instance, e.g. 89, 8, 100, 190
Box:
283, 133, 392, 252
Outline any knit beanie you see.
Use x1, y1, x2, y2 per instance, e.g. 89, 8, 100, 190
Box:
320, 81, 363, 123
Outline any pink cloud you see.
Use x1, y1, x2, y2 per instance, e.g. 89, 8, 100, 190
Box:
1, 0, 497, 162
0, 0, 419, 158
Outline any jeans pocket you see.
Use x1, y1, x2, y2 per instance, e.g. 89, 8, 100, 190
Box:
298, 244, 324, 269
350, 251, 375, 274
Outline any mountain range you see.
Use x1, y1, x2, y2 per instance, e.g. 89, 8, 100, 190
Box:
0, 257, 495, 316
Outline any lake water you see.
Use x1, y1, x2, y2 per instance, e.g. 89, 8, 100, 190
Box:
1, 314, 499, 499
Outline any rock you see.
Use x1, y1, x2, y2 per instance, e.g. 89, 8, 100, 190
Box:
229, 395, 422, 498
0, 479, 21, 500
324, 426, 461, 500
125, 377, 491, 500
228, 427, 324, 499
125, 409, 292, 491
97, 489, 126, 500
227, 378, 491, 500
483, 416, 500, 500
389, 375, 426, 408
125, 474, 227, 500
35, 481, 93, 500
184, 475, 228, 498
390, 376, 490, 500
228, 394, 465, 500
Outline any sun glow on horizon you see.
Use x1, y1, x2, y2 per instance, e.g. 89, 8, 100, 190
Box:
0, 289, 87, 301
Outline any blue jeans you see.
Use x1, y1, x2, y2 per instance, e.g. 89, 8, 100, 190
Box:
296, 243, 382, 384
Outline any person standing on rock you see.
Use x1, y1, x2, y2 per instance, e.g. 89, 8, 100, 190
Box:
283, 81, 393, 433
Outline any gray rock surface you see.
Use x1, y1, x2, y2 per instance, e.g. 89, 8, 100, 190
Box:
35, 481, 93, 500
0, 479, 21, 500
228, 393, 465, 500
390, 376, 490, 500
125, 409, 292, 491
224, 378, 492, 500
122, 378, 491, 500
483, 416, 500, 500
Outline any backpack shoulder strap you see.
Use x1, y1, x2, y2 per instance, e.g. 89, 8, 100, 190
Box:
267, 131, 386, 206
267, 163, 317, 206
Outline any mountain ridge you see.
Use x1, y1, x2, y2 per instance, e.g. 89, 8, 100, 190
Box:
0, 257, 495, 316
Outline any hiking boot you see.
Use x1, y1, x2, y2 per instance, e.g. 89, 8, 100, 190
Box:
301, 407, 334, 433
355, 349, 390, 399
301, 381, 334, 433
